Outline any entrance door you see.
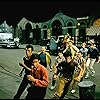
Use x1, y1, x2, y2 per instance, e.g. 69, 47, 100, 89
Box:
24, 23, 32, 44
78, 22, 87, 43
67, 22, 73, 37
33, 25, 41, 44
52, 20, 62, 39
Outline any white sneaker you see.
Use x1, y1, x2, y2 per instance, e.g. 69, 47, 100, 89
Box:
50, 86, 55, 90
85, 75, 89, 79
85, 73, 89, 79
71, 90, 76, 93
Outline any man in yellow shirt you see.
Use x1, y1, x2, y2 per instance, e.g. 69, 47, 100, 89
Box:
38, 46, 52, 70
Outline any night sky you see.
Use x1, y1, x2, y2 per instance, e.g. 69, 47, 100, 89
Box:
0, 0, 100, 27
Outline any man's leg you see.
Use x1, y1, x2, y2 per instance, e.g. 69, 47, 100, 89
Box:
89, 58, 96, 76
85, 58, 90, 78
13, 75, 29, 99
25, 86, 47, 99
60, 79, 72, 99
50, 74, 57, 90
52, 76, 66, 99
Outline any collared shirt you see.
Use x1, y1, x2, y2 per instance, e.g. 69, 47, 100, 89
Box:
30, 63, 49, 87
38, 51, 51, 67
87, 47, 99, 59
39, 52, 46, 64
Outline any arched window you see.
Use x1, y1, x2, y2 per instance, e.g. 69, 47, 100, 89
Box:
24, 23, 32, 43
52, 20, 62, 39
33, 24, 41, 44
67, 22, 73, 37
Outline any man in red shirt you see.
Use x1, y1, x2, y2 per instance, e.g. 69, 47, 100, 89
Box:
25, 54, 49, 99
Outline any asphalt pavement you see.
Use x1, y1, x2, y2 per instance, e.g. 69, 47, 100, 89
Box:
0, 44, 100, 99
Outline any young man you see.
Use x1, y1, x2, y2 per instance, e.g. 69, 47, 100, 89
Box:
38, 46, 52, 70
85, 40, 99, 78
52, 51, 78, 99
80, 42, 88, 60
70, 51, 86, 94
13, 44, 36, 99
50, 50, 65, 90
63, 39, 79, 59
25, 54, 49, 99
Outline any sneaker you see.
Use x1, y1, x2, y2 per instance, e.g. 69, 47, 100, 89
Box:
85, 73, 89, 79
50, 86, 55, 90
71, 90, 76, 93
85, 75, 89, 79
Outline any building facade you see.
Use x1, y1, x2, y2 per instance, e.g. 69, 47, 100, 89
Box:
15, 12, 76, 44
15, 12, 100, 48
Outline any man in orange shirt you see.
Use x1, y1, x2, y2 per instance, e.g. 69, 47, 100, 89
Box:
25, 54, 49, 99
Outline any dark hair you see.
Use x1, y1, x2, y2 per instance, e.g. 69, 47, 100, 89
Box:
70, 37, 74, 41
31, 53, 39, 61
58, 50, 63, 54
25, 44, 34, 51
63, 51, 72, 57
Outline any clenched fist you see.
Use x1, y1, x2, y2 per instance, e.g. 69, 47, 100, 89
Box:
27, 75, 35, 82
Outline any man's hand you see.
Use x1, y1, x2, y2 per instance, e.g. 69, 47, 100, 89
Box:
74, 76, 80, 82
19, 62, 23, 66
27, 75, 35, 82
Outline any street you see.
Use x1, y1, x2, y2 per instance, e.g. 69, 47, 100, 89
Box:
0, 44, 100, 99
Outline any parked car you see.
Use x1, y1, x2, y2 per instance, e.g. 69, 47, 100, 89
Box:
0, 38, 19, 48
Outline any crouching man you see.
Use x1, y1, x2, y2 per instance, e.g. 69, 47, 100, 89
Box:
52, 51, 78, 99
25, 54, 49, 99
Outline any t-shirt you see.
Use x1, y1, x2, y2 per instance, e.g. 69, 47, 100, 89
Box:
23, 53, 36, 74
30, 63, 49, 87
56, 60, 78, 78
39, 52, 46, 67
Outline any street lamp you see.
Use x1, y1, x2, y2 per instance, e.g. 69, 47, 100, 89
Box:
77, 22, 80, 34
77, 22, 80, 26
77, 22, 80, 46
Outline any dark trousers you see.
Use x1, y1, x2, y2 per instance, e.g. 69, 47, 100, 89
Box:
25, 86, 47, 99
14, 74, 29, 99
